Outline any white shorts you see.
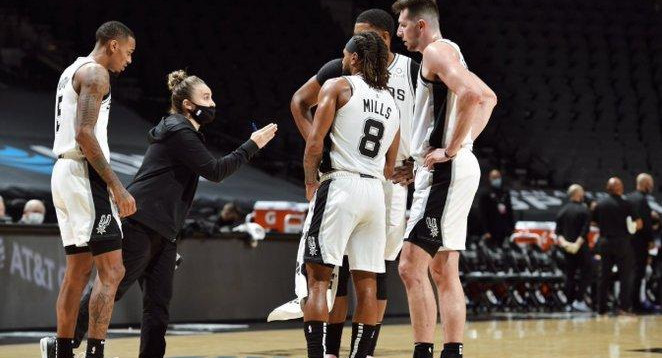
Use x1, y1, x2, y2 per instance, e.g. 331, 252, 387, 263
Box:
51, 158, 122, 253
404, 147, 480, 254
383, 180, 407, 261
302, 171, 387, 273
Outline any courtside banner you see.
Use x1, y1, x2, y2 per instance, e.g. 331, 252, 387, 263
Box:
0, 226, 144, 330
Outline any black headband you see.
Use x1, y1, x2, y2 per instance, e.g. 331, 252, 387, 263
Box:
345, 36, 360, 53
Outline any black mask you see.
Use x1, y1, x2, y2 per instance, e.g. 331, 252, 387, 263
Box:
192, 103, 216, 125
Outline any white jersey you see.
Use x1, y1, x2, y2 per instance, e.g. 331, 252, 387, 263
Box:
385, 53, 418, 162
324, 75, 400, 180
411, 39, 472, 165
53, 57, 112, 161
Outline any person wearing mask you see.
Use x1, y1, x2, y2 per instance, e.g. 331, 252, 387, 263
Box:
626, 173, 656, 311
479, 169, 515, 247
0, 195, 13, 223
18, 199, 46, 225
41, 70, 278, 358
555, 184, 592, 312
593, 177, 642, 314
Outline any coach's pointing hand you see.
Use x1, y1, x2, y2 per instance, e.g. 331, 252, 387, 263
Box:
250, 123, 278, 148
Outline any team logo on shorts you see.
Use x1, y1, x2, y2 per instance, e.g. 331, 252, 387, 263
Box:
96, 214, 112, 235
425, 217, 439, 238
307, 235, 318, 256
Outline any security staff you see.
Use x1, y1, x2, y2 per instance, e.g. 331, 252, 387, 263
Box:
593, 177, 642, 314
479, 169, 515, 247
555, 184, 592, 312
626, 173, 655, 311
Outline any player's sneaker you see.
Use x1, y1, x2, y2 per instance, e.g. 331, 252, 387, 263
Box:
40, 336, 56, 358
571, 300, 592, 312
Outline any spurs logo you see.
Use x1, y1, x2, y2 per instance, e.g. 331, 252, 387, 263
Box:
96, 214, 112, 235
425, 217, 439, 238
307, 235, 318, 256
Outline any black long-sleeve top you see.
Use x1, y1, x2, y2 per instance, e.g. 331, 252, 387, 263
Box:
478, 188, 515, 236
593, 194, 639, 239
626, 190, 654, 245
555, 201, 590, 243
127, 114, 259, 241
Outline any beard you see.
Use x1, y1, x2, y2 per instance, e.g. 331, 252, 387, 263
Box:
342, 62, 351, 75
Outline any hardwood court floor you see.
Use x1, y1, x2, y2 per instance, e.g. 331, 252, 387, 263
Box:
1, 315, 660, 358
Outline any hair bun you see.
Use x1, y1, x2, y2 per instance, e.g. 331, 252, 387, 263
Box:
167, 70, 188, 91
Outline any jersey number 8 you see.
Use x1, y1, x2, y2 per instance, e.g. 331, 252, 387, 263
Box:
358, 119, 385, 158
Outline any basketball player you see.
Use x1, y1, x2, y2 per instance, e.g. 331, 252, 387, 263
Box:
287, 10, 418, 357
392, 1, 497, 358
43, 21, 136, 358
302, 31, 400, 358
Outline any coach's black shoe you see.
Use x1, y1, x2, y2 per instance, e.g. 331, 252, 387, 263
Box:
40, 336, 56, 358
175, 252, 183, 270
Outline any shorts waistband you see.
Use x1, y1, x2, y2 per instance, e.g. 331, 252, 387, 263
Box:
57, 151, 85, 160
320, 170, 377, 182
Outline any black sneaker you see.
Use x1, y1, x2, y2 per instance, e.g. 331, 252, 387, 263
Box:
40, 336, 56, 358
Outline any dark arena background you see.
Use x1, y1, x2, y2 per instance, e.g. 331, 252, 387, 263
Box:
1, 0, 662, 357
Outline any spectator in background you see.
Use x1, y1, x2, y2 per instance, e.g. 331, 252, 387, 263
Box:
18, 199, 45, 225
216, 202, 244, 229
627, 173, 656, 311
555, 184, 592, 312
593, 177, 641, 314
479, 169, 515, 247
0, 195, 13, 223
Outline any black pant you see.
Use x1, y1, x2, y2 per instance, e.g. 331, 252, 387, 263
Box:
597, 237, 635, 313
631, 239, 649, 309
564, 244, 592, 303
74, 219, 177, 358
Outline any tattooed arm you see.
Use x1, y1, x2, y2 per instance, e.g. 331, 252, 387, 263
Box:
73, 63, 136, 217
303, 78, 346, 201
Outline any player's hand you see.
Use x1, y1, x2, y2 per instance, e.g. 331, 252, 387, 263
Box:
557, 236, 569, 247
424, 148, 451, 169
568, 242, 581, 254
391, 160, 414, 186
305, 181, 320, 201
111, 184, 136, 218
250, 123, 278, 148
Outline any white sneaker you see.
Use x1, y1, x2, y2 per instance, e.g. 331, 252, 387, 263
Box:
572, 300, 592, 312
267, 298, 304, 321
39, 337, 56, 358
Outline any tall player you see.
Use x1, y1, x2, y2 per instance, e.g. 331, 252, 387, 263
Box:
287, 9, 418, 357
392, 1, 497, 358
43, 21, 136, 358
302, 31, 400, 358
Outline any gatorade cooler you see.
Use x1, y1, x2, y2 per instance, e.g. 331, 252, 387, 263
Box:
251, 201, 310, 234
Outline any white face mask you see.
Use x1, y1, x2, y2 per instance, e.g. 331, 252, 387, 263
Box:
24, 212, 44, 224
